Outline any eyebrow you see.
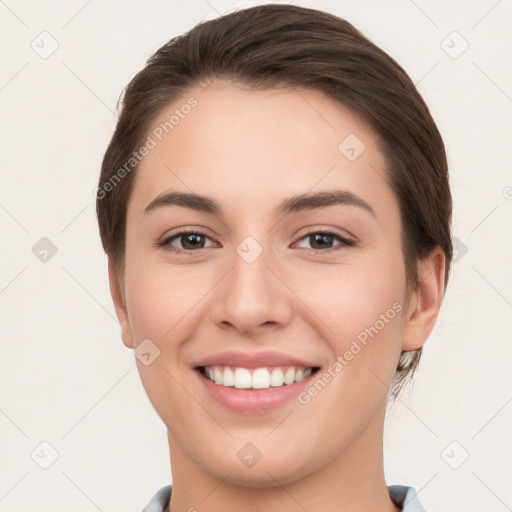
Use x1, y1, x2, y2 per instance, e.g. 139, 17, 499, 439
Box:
144, 189, 376, 218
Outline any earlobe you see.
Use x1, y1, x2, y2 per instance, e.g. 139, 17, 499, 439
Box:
401, 248, 446, 351
108, 258, 134, 349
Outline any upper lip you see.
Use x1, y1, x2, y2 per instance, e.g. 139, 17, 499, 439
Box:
192, 351, 320, 369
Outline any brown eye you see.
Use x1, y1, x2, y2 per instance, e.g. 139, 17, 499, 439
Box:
160, 231, 216, 252
294, 231, 355, 251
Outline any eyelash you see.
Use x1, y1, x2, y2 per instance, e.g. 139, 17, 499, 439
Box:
157, 228, 356, 254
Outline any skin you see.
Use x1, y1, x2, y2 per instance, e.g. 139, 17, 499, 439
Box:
109, 80, 445, 512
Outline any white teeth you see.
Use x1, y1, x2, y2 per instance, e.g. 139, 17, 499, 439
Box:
270, 368, 284, 387
234, 367, 252, 389
252, 368, 270, 389
213, 367, 223, 385
203, 365, 314, 389
283, 367, 295, 385
223, 366, 235, 387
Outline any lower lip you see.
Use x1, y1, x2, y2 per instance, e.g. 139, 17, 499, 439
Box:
195, 369, 317, 412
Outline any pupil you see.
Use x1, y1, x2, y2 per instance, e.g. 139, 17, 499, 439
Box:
183, 234, 203, 249
311, 233, 332, 249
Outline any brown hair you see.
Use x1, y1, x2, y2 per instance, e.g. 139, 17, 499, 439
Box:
96, 4, 452, 400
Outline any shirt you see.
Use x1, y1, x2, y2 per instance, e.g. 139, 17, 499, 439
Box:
141, 484, 427, 511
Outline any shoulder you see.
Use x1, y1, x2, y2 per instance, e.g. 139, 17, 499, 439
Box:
388, 485, 427, 512
141, 485, 172, 512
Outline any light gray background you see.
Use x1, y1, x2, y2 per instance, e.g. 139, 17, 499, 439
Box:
1, 1, 511, 511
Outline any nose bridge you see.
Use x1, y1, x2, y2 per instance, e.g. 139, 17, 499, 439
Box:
210, 232, 292, 333
233, 234, 272, 293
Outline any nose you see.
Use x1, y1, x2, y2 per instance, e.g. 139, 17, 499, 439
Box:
209, 241, 294, 336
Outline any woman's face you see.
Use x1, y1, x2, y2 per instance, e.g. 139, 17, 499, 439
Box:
115, 81, 414, 486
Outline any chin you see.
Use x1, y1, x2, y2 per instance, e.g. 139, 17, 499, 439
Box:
201, 447, 317, 489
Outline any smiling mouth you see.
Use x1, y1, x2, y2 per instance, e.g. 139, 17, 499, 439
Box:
197, 365, 321, 390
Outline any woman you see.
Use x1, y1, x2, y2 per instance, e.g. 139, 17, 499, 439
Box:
96, 4, 452, 511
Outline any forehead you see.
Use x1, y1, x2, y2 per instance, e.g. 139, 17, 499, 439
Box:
128, 81, 397, 224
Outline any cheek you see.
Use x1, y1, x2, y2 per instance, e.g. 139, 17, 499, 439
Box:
122, 262, 204, 433
294, 269, 405, 432
294, 254, 405, 343
293, 252, 406, 399
123, 259, 206, 343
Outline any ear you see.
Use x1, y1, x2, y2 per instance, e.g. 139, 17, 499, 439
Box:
401, 247, 446, 351
108, 258, 134, 349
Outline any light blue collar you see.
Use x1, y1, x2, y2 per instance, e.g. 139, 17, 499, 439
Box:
142, 484, 427, 511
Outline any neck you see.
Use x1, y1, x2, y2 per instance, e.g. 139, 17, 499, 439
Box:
166, 404, 400, 512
